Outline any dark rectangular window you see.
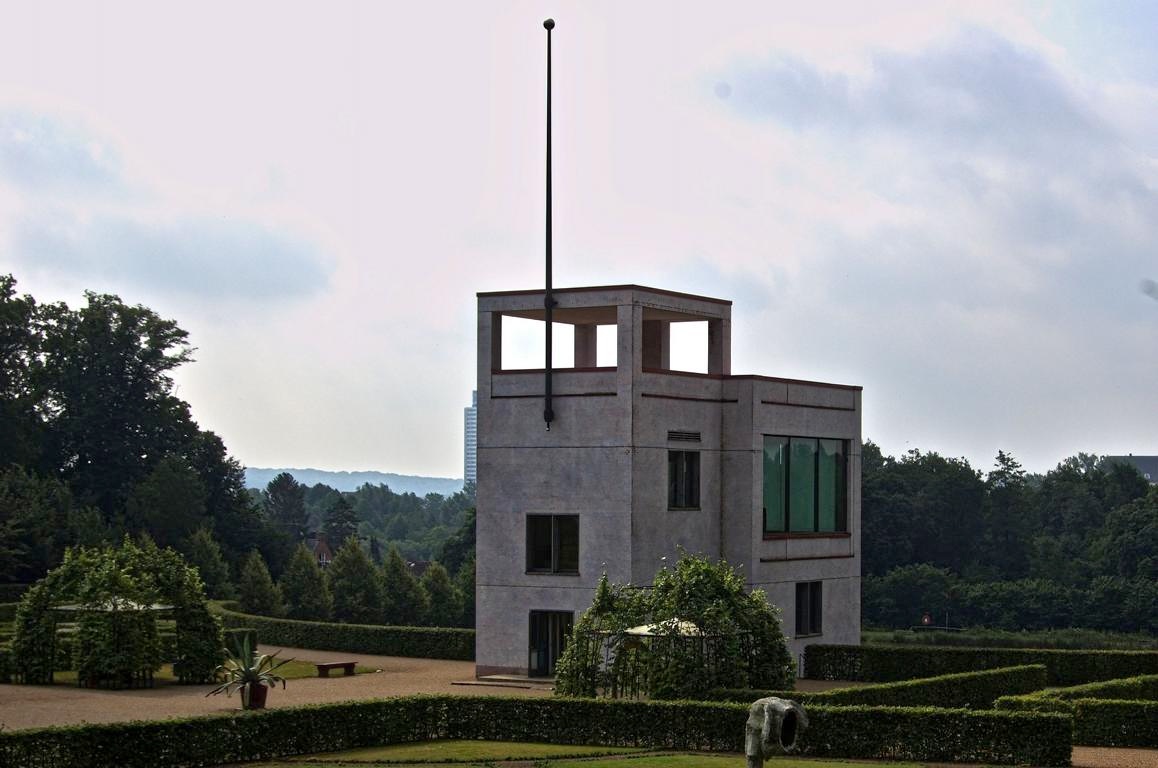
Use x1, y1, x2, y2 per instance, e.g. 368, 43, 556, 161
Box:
668, 450, 700, 509
795, 581, 822, 636
526, 515, 580, 574
763, 436, 848, 534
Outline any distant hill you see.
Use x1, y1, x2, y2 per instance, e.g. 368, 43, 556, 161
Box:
244, 467, 465, 496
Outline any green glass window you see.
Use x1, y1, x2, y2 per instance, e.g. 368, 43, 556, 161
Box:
789, 438, 817, 532
762, 437, 787, 532
818, 439, 842, 532
762, 435, 848, 535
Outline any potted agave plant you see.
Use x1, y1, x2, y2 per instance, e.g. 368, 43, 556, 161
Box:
206, 636, 292, 710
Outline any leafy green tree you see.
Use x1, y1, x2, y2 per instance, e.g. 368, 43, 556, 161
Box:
37, 290, 196, 519
972, 450, 1033, 579
0, 275, 43, 469
264, 472, 310, 541
125, 455, 208, 548
438, 507, 475, 577
279, 543, 332, 620
420, 561, 462, 627
1091, 487, 1158, 580
380, 544, 428, 626
0, 466, 108, 582
238, 549, 282, 616
327, 537, 383, 624
323, 495, 359, 548
182, 527, 234, 599
455, 553, 475, 627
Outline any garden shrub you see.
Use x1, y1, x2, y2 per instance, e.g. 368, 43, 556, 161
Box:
213, 603, 474, 660
555, 554, 794, 700
805, 643, 1158, 685
0, 601, 18, 621
712, 664, 1048, 710
0, 694, 1072, 767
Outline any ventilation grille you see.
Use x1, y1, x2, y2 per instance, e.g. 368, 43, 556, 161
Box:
668, 430, 702, 443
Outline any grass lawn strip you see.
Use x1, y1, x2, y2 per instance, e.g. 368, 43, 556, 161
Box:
282, 740, 646, 763
546, 757, 925, 768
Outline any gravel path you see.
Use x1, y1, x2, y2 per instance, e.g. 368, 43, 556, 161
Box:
0, 645, 548, 732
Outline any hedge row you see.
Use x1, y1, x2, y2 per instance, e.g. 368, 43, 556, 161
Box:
805, 643, 1158, 685
0, 694, 1072, 767
996, 673, 1158, 710
1074, 699, 1158, 748
713, 665, 1047, 710
994, 673, 1158, 746
212, 603, 474, 660
0, 601, 18, 622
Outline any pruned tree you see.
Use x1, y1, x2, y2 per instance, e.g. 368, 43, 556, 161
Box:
327, 537, 383, 624
239, 549, 282, 617
381, 544, 428, 626
279, 543, 332, 621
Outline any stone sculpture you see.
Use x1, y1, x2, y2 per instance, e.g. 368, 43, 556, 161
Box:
744, 696, 808, 768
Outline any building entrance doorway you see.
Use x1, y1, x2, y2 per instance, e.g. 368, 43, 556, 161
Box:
528, 610, 573, 677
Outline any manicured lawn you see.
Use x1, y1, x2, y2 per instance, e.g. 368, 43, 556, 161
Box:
254, 741, 927, 767
52, 658, 377, 685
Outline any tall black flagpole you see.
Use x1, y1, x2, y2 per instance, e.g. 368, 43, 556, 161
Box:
543, 18, 556, 430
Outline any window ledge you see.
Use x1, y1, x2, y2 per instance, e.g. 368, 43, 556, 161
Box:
794, 632, 823, 639
763, 532, 850, 540
668, 507, 702, 512
525, 571, 582, 577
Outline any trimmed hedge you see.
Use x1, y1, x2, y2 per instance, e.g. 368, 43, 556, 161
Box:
714, 665, 1047, 710
995, 673, 1158, 746
1074, 699, 1158, 748
0, 694, 1072, 767
0, 601, 18, 622
805, 643, 1158, 685
212, 603, 474, 660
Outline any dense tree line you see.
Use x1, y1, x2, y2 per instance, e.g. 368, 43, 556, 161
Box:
0, 275, 265, 583
237, 540, 473, 628
0, 276, 476, 628
863, 442, 1157, 632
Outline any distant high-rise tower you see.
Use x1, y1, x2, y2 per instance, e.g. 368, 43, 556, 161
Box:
464, 390, 478, 485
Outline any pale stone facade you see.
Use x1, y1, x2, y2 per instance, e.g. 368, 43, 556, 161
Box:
475, 285, 861, 677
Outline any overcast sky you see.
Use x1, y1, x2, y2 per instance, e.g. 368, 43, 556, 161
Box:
2, 1, 1156, 478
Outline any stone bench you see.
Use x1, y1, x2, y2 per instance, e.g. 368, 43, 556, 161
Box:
315, 661, 357, 677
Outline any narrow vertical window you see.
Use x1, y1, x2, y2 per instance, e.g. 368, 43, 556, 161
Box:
763, 437, 787, 533
788, 438, 817, 532
668, 451, 700, 509
795, 581, 822, 636
817, 439, 842, 532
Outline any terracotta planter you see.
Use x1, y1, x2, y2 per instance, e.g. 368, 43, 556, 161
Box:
243, 683, 269, 710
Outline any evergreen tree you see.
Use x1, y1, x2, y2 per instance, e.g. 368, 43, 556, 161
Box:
327, 536, 383, 624
455, 553, 475, 628
420, 561, 462, 627
238, 549, 282, 616
182, 527, 234, 599
279, 543, 332, 620
323, 495, 359, 548
368, 536, 383, 565
381, 544, 429, 626
264, 472, 310, 541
